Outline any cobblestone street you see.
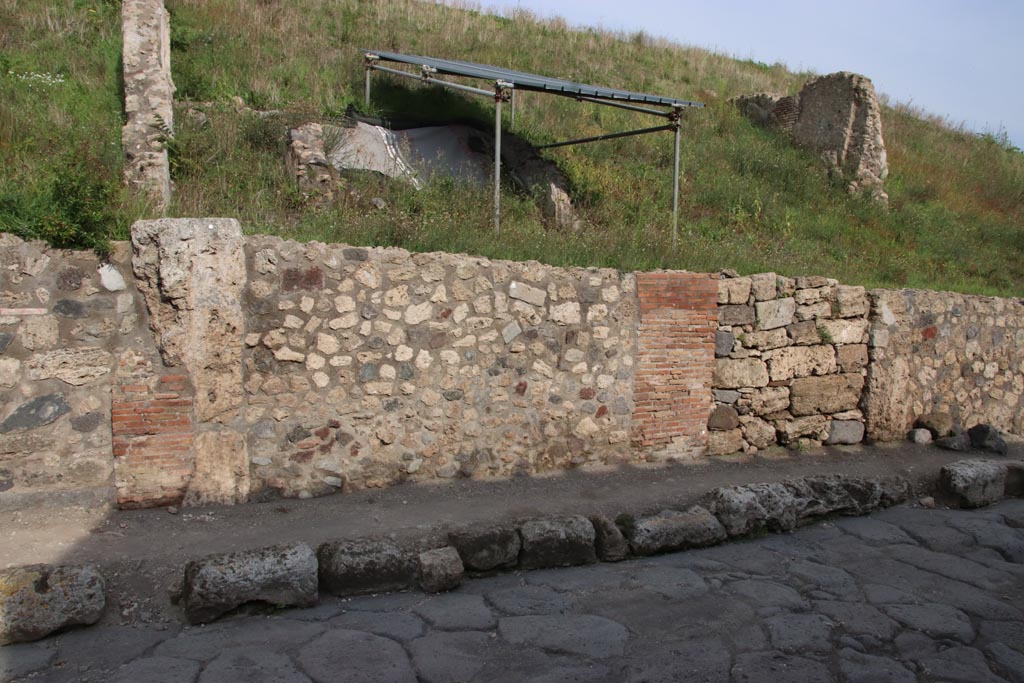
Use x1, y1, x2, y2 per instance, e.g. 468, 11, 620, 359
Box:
5, 500, 1024, 682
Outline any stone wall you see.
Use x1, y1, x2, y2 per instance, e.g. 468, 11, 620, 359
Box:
864, 289, 1024, 441
121, 0, 174, 210
0, 236, 148, 509
710, 272, 870, 455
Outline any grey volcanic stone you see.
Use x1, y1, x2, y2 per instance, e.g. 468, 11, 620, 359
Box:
715, 330, 735, 357
0, 394, 70, 433
732, 653, 832, 682
628, 507, 727, 556
0, 641, 55, 680
417, 546, 464, 593
298, 629, 417, 683
199, 648, 312, 683
968, 424, 1008, 455
0, 332, 12, 353
182, 543, 318, 624
0, 564, 105, 644
935, 433, 972, 451
518, 516, 597, 569
839, 649, 916, 683
318, 539, 415, 596
53, 298, 87, 318
408, 631, 493, 683
826, 419, 865, 445
590, 515, 629, 562
916, 412, 953, 438
941, 459, 1007, 508
109, 656, 202, 683
70, 411, 103, 433
498, 614, 629, 657
448, 525, 522, 572
413, 593, 496, 631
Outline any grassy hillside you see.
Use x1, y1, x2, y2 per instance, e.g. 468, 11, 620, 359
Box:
1, 0, 1022, 295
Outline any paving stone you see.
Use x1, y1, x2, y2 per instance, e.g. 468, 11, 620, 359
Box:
328, 610, 426, 642
108, 656, 202, 683
412, 592, 496, 631
297, 629, 417, 683
622, 566, 709, 600
198, 648, 312, 683
786, 559, 859, 596
53, 624, 178, 673
764, 613, 835, 652
913, 645, 1007, 683
834, 517, 916, 545
729, 580, 809, 610
498, 615, 629, 658
887, 542, 1016, 590
485, 585, 574, 616
947, 514, 1024, 562
882, 603, 975, 642
838, 648, 916, 683
338, 591, 427, 613
0, 640, 56, 680
986, 642, 1024, 683
407, 631, 495, 683
619, 638, 732, 682
731, 652, 835, 683
154, 618, 325, 661
813, 601, 898, 639
979, 619, 1024, 653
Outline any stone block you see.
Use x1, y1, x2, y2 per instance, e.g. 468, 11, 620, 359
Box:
417, 547, 464, 593
940, 460, 1007, 508
776, 415, 829, 443
715, 330, 735, 357
743, 328, 789, 350
909, 428, 933, 444
719, 305, 755, 326
26, 349, 113, 386
707, 428, 745, 456
764, 345, 836, 381
818, 319, 868, 345
182, 543, 317, 624
786, 320, 820, 345
790, 374, 865, 416
714, 358, 768, 389
967, 424, 1008, 455
718, 277, 752, 304
935, 433, 972, 451
627, 507, 727, 555
318, 539, 416, 596
796, 302, 831, 321
795, 276, 829, 289
750, 386, 790, 416
755, 297, 796, 330
750, 273, 777, 301
183, 430, 249, 506
836, 344, 868, 373
0, 564, 105, 644
708, 405, 740, 431
0, 394, 70, 433
915, 412, 953, 439
590, 515, 629, 562
448, 525, 521, 572
508, 281, 546, 307
832, 285, 867, 317
741, 416, 778, 449
713, 389, 741, 405
518, 516, 596, 570
826, 420, 865, 445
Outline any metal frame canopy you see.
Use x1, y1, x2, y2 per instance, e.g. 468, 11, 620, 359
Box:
362, 49, 704, 243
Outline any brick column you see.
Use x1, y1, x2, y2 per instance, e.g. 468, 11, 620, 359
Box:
631, 271, 718, 457
112, 352, 195, 508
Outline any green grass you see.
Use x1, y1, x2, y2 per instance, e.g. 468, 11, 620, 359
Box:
1, 0, 1022, 296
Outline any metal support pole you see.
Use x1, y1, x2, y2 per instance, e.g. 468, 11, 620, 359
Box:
494, 95, 502, 234
671, 106, 682, 248
365, 68, 371, 108
510, 90, 516, 129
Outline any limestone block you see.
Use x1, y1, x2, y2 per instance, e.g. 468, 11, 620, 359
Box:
508, 281, 546, 307
718, 305, 755, 326
707, 428, 745, 456
26, 348, 112, 386
132, 219, 246, 422
940, 460, 1007, 508
837, 344, 868, 373
97, 264, 127, 291
417, 547, 464, 593
863, 356, 911, 441
743, 328, 789, 350
182, 544, 317, 624
184, 431, 249, 506
518, 516, 597, 569
318, 539, 416, 596
448, 525, 521, 572
0, 357, 20, 388
790, 373, 865, 416
0, 564, 105, 644
775, 415, 829, 443
755, 297, 796, 331
787, 320, 820, 345
750, 386, 790, 416
627, 507, 727, 556
718, 277, 752, 304
740, 416, 778, 449
818, 319, 868, 345
914, 412, 953, 439
589, 515, 629, 562
550, 301, 581, 325
714, 358, 768, 389
764, 345, 836, 381
708, 405, 740, 431
750, 273, 778, 301
826, 420, 865, 445
832, 285, 868, 318
19, 316, 58, 351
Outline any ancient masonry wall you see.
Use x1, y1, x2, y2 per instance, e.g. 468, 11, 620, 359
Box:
121, 0, 174, 210
709, 272, 870, 455
864, 289, 1024, 441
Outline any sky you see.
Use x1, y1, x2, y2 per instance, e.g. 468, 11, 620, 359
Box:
494, 0, 1024, 149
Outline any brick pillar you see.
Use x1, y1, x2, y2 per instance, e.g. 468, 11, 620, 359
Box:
112, 351, 195, 508
632, 271, 718, 456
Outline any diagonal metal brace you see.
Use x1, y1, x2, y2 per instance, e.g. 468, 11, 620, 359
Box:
535, 123, 675, 150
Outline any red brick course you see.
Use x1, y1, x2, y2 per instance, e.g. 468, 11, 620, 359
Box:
632, 271, 718, 454
112, 356, 195, 508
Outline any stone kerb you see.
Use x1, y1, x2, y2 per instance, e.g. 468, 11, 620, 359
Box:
710, 272, 870, 455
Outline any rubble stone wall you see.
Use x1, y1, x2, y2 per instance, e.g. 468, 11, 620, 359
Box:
864, 289, 1024, 441
710, 272, 871, 455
